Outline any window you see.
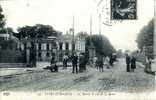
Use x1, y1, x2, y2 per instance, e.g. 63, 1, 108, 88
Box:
31, 42, 34, 48
24, 43, 26, 49
65, 42, 69, 50
46, 43, 50, 50
59, 42, 63, 50
39, 43, 41, 50
46, 52, 50, 57
38, 52, 41, 57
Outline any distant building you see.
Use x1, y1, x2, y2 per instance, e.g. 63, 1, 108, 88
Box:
57, 33, 86, 61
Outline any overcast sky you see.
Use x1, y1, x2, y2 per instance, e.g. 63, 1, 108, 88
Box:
0, 0, 154, 51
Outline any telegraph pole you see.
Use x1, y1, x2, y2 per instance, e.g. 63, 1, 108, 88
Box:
153, 0, 156, 71
72, 16, 75, 54
90, 15, 92, 36
88, 14, 96, 66
99, 13, 102, 35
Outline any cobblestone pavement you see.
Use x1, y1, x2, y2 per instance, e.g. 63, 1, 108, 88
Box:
0, 59, 155, 93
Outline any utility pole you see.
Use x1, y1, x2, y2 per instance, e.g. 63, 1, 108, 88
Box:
153, 0, 156, 71
99, 13, 102, 35
88, 14, 95, 66
90, 15, 92, 36
72, 16, 75, 54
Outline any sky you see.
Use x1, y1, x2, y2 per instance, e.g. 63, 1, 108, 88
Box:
0, 0, 154, 51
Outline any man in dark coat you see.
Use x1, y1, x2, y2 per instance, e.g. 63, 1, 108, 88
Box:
126, 54, 131, 72
63, 55, 68, 69
98, 56, 104, 72
72, 54, 78, 74
131, 56, 136, 72
109, 54, 114, 67
50, 57, 58, 72
79, 53, 84, 72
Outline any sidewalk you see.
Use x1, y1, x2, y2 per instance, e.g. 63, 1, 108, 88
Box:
136, 62, 155, 75
0, 62, 50, 77
136, 62, 145, 68
0, 67, 45, 77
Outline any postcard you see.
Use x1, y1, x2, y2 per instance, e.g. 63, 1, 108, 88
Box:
0, 0, 155, 99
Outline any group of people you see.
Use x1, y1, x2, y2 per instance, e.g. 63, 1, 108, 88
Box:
94, 54, 117, 72
70, 53, 87, 74
50, 53, 87, 74
145, 56, 153, 72
126, 54, 136, 72
49, 53, 137, 73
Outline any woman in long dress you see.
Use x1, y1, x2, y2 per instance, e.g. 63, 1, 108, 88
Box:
104, 56, 110, 69
131, 56, 136, 72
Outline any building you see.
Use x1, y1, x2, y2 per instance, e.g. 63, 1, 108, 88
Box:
0, 32, 25, 63
0, 33, 10, 41
21, 32, 86, 63
57, 33, 86, 61
21, 36, 58, 64
142, 45, 154, 59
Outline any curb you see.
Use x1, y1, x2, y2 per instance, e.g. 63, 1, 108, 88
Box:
137, 62, 155, 75
0, 69, 44, 78
136, 62, 145, 68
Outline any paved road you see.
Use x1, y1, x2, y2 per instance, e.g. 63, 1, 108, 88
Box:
0, 59, 155, 93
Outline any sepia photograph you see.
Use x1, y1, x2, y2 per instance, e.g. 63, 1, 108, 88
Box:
0, 0, 155, 99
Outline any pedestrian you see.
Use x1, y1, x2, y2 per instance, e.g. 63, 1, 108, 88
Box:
104, 56, 110, 69
50, 57, 58, 72
79, 53, 85, 72
93, 57, 98, 68
145, 57, 152, 72
98, 56, 104, 72
109, 54, 114, 67
72, 53, 78, 74
126, 54, 131, 72
131, 56, 136, 72
93, 56, 98, 69
79, 53, 83, 72
83, 54, 87, 71
63, 55, 68, 69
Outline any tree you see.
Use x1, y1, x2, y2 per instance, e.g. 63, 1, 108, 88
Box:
0, 6, 5, 29
0, 27, 14, 34
136, 19, 154, 50
17, 25, 36, 39
35, 24, 59, 38
17, 24, 61, 40
86, 34, 116, 56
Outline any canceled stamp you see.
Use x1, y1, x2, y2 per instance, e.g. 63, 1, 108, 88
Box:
111, 0, 137, 20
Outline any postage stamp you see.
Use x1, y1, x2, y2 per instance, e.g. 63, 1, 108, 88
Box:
111, 0, 137, 20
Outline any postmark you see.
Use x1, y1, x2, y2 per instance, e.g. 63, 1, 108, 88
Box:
97, 0, 123, 26
111, 0, 137, 20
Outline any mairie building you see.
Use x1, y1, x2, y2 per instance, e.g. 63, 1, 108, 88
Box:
20, 32, 86, 63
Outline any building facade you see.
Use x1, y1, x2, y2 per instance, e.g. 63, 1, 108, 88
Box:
57, 33, 86, 61
21, 33, 86, 62
21, 37, 58, 63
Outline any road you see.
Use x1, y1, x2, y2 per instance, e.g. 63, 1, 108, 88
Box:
0, 59, 155, 93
